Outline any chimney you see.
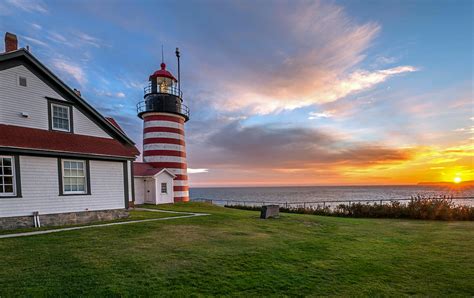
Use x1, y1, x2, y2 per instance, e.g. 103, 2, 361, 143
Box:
73, 88, 82, 97
5, 32, 18, 53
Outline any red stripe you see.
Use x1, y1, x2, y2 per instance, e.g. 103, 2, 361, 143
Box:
143, 138, 185, 146
144, 115, 184, 123
149, 162, 187, 169
174, 197, 189, 203
143, 150, 186, 157
143, 127, 184, 135
174, 186, 189, 191
174, 174, 188, 180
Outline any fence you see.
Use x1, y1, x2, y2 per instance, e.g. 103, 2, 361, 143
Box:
192, 197, 474, 209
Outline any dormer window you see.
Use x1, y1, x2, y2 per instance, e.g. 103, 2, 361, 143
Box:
51, 103, 71, 132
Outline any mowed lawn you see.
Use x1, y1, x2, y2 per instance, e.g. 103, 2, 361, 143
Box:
0, 203, 473, 296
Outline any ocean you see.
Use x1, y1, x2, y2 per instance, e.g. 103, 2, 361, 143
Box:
190, 185, 474, 207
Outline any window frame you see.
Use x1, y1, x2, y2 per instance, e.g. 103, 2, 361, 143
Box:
58, 158, 91, 196
160, 182, 167, 194
18, 76, 27, 87
47, 98, 74, 133
0, 154, 22, 198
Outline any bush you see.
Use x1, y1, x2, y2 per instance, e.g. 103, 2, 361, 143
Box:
226, 196, 474, 221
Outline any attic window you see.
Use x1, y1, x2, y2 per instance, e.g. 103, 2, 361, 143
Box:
51, 103, 71, 132
18, 76, 27, 87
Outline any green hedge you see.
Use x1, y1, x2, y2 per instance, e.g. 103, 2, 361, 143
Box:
226, 197, 474, 221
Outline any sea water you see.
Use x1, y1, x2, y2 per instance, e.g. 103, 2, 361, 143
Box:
190, 185, 474, 206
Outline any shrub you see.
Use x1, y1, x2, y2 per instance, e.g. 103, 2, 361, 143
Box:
226, 196, 474, 221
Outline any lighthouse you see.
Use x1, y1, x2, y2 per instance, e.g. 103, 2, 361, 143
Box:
134, 48, 190, 204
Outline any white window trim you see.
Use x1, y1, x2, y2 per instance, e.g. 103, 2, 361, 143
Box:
51, 103, 71, 132
0, 155, 16, 197
62, 159, 87, 195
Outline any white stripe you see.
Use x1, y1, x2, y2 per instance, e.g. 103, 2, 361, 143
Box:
144, 156, 186, 163
174, 191, 189, 197
143, 144, 185, 152
173, 180, 188, 186
144, 132, 184, 140
144, 121, 184, 130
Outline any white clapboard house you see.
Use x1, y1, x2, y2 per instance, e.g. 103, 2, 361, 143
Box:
0, 33, 139, 230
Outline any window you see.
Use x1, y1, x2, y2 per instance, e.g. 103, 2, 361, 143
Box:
62, 160, 87, 194
161, 182, 167, 194
0, 156, 15, 196
51, 104, 71, 132
18, 76, 27, 87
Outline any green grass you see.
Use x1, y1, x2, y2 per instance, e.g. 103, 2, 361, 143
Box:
0, 209, 182, 235
0, 202, 473, 296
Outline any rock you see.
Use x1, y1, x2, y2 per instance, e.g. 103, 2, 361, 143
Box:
260, 205, 279, 219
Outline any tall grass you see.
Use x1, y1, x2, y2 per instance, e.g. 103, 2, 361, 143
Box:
226, 196, 474, 221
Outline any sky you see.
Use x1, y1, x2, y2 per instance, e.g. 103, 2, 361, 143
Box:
0, 0, 472, 187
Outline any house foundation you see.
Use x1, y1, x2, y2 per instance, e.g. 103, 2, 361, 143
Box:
0, 209, 129, 230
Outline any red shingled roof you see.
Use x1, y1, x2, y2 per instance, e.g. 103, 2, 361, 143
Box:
133, 162, 163, 176
105, 117, 124, 133
0, 124, 139, 158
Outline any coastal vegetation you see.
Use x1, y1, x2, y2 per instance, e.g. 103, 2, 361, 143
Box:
228, 197, 474, 221
0, 203, 473, 296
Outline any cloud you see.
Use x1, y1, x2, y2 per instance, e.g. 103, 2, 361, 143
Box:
190, 1, 417, 116
51, 58, 87, 86
188, 168, 209, 174
22, 36, 48, 47
31, 23, 42, 30
94, 90, 126, 98
190, 121, 416, 170
76, 32, 102, 48
6, 0, 47, 13
309, 111, 333, 119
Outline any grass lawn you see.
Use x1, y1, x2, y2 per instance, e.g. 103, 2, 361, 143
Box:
0, 202, 473, 296
0, 209, 183, 235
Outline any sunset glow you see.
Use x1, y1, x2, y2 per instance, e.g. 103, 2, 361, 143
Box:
3, 1, 472, 187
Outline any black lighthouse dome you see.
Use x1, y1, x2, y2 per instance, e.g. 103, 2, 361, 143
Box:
137, 60, 189, 121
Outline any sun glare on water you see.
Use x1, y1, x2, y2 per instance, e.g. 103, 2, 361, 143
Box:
454, 177, 462, 184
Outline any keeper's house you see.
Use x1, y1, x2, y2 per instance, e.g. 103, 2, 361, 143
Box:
0, 33, 139, 230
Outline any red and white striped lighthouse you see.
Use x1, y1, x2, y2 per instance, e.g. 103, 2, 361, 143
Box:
137, 48, 190, 202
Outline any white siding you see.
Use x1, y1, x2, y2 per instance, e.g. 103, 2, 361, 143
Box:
73, 107, 112, 139
0, 156, 126, 217
0, 65, 63, 130
0, 65, 112, 139
134, 177, 145, 205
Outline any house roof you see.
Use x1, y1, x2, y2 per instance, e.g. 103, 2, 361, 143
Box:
0, 49, 136, 147
133, 162, 176, 178
0, 124, 139, 158
105, 117, 125, 133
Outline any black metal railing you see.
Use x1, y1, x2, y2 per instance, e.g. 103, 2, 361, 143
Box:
137, 100, 190, 119
144, 82, 183, 98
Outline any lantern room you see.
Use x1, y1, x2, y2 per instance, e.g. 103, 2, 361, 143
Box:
149, 62, 178, 94
137, 53, 189, 121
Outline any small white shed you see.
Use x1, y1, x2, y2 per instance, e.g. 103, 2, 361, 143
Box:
134, 163, 176, 205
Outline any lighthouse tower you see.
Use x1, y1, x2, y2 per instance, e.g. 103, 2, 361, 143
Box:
137, 49, 190, 202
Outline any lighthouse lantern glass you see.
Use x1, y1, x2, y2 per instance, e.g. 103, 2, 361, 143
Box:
156, 77, 173, 93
